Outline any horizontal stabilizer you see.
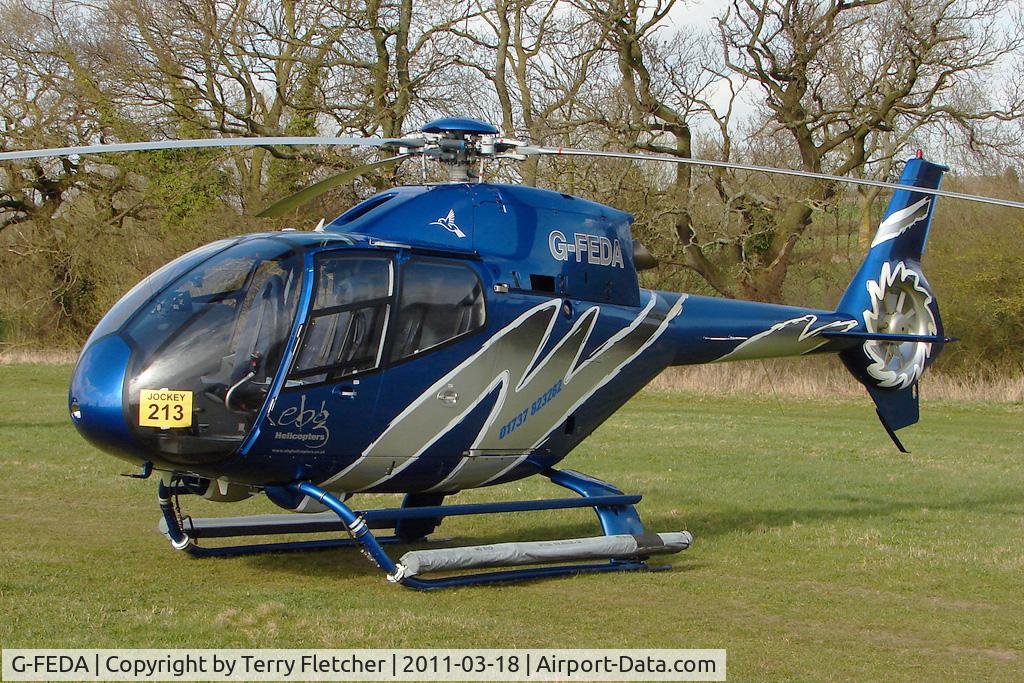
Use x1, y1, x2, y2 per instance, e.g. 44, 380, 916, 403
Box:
822, 331, 956, 344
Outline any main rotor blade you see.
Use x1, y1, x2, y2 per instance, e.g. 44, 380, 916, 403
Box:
528, 147, 1024, 211
0, 136, 422, 161
256, 154, 410, 218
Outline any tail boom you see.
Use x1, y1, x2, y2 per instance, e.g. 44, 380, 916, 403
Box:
656, 156, 950, 450
663, 295, 862, 366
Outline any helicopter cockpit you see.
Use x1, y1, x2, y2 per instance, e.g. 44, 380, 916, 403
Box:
119, 238, 303, 464
69, 233, 487, 472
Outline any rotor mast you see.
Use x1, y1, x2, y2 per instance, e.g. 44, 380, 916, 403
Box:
407, 117, 526, 183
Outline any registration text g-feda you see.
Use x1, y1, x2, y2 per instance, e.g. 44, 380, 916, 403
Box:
549, 231, 625, 268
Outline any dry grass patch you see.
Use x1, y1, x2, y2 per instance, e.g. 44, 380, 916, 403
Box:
651, 358, 1024, 403
0, 346, 79, 365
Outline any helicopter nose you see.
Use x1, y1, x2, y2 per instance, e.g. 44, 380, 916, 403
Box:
69, 333, 142, 463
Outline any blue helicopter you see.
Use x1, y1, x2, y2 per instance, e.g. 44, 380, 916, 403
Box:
4, 117, 1018, 588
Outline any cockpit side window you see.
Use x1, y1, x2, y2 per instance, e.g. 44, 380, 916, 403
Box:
389, 259, 486, 363
290, 254, 393, 383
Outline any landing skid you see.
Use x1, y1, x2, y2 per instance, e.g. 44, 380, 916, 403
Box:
158, 468, 692, 589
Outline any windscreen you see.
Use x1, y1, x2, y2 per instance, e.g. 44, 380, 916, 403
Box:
122, 238, 303, 465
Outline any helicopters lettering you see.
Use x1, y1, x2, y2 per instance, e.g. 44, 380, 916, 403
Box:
4, 117, 1016, 588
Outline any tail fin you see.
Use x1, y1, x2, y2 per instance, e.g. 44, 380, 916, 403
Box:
835, 157, 950, 451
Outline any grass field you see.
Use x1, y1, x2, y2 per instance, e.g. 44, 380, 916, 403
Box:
1, 364, 1022, 681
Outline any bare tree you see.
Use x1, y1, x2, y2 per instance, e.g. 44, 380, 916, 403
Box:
453, 0, 614, 184
561, 0, 1024, 302
89, 0, 477, 210
0, 2, 98, 234
568, 0, 749, 294
707, 0, 1024, 301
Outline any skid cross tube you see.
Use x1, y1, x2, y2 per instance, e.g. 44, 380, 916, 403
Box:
158, 468, 689, 588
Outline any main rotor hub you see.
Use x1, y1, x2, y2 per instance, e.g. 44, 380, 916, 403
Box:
391, 117, 528, 182
420, 117, 499, 136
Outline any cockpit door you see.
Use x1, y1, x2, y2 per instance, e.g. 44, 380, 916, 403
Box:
258, 252, 394, 464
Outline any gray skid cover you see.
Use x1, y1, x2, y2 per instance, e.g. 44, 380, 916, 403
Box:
398, 532, 692, 577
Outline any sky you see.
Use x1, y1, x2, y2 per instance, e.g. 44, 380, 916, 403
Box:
668, 0, 761, 128
668, 0, 732, 29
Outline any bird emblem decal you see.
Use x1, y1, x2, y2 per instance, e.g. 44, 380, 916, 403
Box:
430, 208, 466, 238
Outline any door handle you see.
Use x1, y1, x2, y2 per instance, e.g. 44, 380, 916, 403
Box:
333, 384, 357, 400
